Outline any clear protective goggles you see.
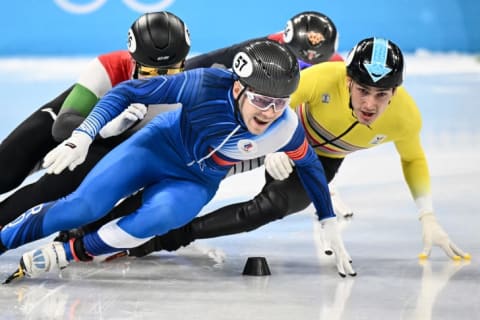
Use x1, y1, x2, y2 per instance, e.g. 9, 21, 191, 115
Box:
242, 86, 291, 113
137, 64, 184, 77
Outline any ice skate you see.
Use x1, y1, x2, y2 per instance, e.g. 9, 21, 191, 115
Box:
3, 242, 69, 284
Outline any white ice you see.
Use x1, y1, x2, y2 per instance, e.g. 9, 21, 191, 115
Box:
0, 53, 479, 319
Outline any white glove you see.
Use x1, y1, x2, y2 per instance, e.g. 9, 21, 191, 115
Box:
419, 212, 470, 260
320, 217, 356, 277
42, 131, 93, 174
316, 215, 350, 256
329, 182, 354, 218
264, 152, 294, 180
99, 103, 147, 138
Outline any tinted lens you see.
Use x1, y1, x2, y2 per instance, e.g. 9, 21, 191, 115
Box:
245, 91, 289, 112
137, 65, 158, 76
138, 65, 183, 77
159, 67, 183, 75
272, 97, 289, 110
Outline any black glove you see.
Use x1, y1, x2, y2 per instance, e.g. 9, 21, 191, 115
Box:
127, 237, 159, 257
128, 226, 194, 257
54, 228, 85, 242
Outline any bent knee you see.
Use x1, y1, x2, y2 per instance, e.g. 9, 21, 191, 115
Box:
141, 208, 196, 237
259, 183, 310, 219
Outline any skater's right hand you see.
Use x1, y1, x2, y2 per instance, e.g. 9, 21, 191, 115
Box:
43, 130, 93, 174
264, 152, 294, 180
320, 217, 356, 277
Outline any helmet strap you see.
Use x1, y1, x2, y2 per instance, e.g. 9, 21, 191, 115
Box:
234, 82, 247, 109
347, 79, 354, 111
133, 62, 140, 79
233, 83, 248, 122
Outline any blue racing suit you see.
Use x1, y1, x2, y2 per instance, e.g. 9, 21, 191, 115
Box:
0, 68, 334, 256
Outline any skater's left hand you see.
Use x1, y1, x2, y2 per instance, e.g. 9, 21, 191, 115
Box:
418, 212, 471, 260
321, 217, 356, 277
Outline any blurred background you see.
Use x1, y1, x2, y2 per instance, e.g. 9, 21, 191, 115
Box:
1, 0, 479, 56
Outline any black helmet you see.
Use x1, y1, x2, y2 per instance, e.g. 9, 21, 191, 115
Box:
283, 11, 338, 64
346, 37, 404, 88
232, 39, 300, 98
128, 11, 190, 67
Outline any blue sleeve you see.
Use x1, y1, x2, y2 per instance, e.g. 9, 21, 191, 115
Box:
280, 124, 335, 220
76, 73, 188, 139
295, 145, 335, 220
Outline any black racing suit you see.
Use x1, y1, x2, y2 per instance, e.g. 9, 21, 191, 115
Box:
0, 86, 139, 227
0, 87, 72, 196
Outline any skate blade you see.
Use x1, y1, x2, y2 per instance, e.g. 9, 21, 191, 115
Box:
103, 250, 128, 263
2, 266, 26, 284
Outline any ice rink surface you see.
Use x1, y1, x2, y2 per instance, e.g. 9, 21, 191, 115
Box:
0, 53, 479, 319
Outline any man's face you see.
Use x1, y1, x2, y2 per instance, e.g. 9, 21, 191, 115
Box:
348, 79, 395, 125
233, 81, 288, 135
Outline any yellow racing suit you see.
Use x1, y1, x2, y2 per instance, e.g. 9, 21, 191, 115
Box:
291, 61, 432, 212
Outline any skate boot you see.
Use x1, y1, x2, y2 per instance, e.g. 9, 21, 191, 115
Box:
3, 242, 69, 284
54, 228, 85, 243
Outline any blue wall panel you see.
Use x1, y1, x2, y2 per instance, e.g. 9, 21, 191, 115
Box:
1, 0, 478, 56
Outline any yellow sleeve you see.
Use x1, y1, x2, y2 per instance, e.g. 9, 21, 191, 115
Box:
392, 89, 432, 210
395, 134, 431, 199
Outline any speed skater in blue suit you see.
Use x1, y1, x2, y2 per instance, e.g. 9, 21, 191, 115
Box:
0, 39, 356, 283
